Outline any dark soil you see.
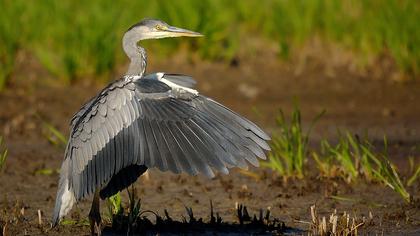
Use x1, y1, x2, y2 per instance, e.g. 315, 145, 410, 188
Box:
0, 52, 419, 235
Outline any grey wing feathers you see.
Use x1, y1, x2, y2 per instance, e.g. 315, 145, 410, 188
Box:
62, 76, 270, 201
163, 74, 196, 88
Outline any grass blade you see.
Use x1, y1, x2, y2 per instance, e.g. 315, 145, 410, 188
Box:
0, 136, 8, 172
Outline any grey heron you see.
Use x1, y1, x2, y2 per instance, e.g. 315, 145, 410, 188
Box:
52, 19, 270, 235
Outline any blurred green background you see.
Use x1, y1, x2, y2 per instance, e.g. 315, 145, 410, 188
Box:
0, 0, 419, 90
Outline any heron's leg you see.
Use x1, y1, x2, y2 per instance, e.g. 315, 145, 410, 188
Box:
89, 190, 102, 236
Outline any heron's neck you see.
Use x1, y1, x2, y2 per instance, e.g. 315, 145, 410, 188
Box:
126, 47, 147, 76
123, 32, 147, 77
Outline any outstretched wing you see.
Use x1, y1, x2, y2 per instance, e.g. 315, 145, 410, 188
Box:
63, 74, 270, 201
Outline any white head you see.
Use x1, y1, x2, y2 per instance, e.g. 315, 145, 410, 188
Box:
123, 19, 202, 76
123, 19, 202, 57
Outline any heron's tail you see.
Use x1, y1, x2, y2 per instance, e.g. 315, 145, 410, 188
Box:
51, 158, 76, 227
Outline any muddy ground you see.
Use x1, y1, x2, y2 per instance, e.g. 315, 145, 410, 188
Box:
0, 51, 419, 235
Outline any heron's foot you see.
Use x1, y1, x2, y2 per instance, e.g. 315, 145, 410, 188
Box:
88, 210, 102, 236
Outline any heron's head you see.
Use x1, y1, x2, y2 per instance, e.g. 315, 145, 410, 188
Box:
126, 18, 203, 40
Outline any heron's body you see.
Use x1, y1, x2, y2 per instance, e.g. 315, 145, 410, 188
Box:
52, 19, 270, 234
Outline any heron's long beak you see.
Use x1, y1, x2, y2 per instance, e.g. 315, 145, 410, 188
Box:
165, 26, 203, 37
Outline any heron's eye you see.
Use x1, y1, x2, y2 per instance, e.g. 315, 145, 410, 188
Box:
155, 25, 166, 30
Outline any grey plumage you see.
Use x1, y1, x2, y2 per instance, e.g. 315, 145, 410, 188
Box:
64, 75, 270, 201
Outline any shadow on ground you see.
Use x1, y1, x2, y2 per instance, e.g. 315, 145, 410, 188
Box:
102, 203, 302, 235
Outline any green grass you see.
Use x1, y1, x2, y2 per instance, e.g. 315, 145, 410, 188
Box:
262, 107, 323, 179
319, 134, 411, 202
264, 108, 412, 202
328, 133, 360, 182
313, 132, 378, 183
107, 188, 151, 234
407, 165, 420, 187
407, 157, 420, 187
0, 0, 419, 89
42, 120, 67, 148
371, 157, 411, 203
107, 192, 123, 217
0, 136, 7, 172
362, 138, 410, 202
312, 140, 342, 179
